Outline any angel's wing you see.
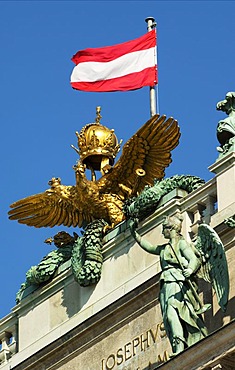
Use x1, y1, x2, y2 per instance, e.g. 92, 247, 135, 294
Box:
8, 184, 91, 228
195, 223, 229, 312
98, 114, 180, 196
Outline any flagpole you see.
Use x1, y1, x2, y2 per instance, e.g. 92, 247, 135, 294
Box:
145, 17, 157, 116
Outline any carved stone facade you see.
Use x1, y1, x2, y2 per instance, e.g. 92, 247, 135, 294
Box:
0, 152, 234, 369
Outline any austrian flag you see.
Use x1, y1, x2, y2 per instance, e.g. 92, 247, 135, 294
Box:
70, 29, 157, 92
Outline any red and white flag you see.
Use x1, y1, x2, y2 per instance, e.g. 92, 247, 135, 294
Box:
70, 29, 157, 92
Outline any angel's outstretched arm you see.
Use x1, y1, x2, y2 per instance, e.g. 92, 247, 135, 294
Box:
129, 220, 162, 255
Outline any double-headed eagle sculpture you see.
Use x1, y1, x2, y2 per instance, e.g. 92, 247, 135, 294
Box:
8, 107, 180, 230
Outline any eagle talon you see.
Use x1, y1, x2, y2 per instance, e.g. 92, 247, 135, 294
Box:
102, 224, 113, 235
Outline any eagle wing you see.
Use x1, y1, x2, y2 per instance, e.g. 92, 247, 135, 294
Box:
98, 114, 180, 196
8, 184, 92, 228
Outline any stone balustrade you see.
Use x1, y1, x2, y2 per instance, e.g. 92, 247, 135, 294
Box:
0, 313, 17, 365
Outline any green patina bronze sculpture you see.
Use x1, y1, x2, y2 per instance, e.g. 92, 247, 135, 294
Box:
16, 231, 75, 303
123, 174, 205, 221
216, 91, 235, 158
16, 220, 107, 302
129, 213, 229, 356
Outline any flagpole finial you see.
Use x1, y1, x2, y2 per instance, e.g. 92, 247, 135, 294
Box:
145, 17, 156, 31
95, 106, 102, 124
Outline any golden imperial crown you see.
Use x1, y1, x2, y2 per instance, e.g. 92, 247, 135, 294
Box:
74, 107, 122, 171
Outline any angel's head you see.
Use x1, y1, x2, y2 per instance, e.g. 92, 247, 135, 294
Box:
162, 212, 183, 238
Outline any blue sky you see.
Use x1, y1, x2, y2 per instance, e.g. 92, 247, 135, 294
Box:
1, 0, 235, 319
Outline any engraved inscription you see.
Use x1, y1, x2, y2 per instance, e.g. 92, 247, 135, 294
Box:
101, 322, 168, 369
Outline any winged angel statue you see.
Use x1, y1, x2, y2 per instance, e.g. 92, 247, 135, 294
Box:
129, 213, 229, 356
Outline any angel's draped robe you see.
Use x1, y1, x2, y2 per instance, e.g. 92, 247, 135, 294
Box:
156, 239, 208, 349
